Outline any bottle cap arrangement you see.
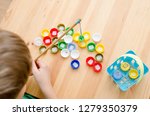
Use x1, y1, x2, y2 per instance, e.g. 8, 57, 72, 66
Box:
107, 50, 149, 91
33, 20, 104, 72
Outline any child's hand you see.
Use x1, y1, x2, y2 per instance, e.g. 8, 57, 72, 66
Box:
32, 60, 51, 87
32, 60, 56, 98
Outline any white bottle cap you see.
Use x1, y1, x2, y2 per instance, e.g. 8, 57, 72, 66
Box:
64, 35, 73, 43
70, 50, 80, 59
34, 37, 43, 46
92, 33, 102, 42
60, 49, 70, 58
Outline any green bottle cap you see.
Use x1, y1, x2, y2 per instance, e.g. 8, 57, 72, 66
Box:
58, 41, 67, 50
79, 35, 84, 42
87, 42, 96, 52
66, 27, 74, 36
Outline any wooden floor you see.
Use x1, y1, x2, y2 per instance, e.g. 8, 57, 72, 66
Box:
0, 0, 150, 99
0, 0, 12, 22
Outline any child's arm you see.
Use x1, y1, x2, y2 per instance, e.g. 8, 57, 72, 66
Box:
32, 60, 57, 99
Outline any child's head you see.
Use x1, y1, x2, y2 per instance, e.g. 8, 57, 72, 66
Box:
0, 30, 32, 98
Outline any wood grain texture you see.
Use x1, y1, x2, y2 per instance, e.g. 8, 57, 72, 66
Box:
0, 0, 150, 98
0, 0, 12, 22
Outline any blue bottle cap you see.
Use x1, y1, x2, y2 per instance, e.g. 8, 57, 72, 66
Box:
71, 60, 80, 69
112, 70, 123, 80
68, 43, 76, 52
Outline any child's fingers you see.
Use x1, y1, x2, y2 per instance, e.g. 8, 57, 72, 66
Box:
32, 61, 39, 73
32, 60, 37, 68
37, 60, 46, 68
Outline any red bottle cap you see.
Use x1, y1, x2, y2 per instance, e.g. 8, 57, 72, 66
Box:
43, 36, 52, 46
50, 28, 59, 37
86, 56, 95, 67
93, 62, 102, 73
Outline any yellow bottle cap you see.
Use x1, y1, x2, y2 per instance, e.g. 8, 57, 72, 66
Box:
73, 33, 80, 42
120, 62, 130, 71
129, 69, 139, 79
41, 29, 49, 37
78, 41, 87, 48
95, 43, 104, 53
83, 32, 90, 41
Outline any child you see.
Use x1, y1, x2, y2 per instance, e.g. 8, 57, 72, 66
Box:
0, 29, 56, 99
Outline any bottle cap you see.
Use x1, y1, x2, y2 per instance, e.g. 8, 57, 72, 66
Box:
86, 56, 95, 67
73, 33, 80, 42
39, 46, 47, 53
71, 60, 80, 69
60, 49, 70, 58
70, 50, 80, 59
51, 45, 59, 54
129, 69, 139, 79
68, 43, 76, 52
78, 41, 87, 48
50, 28, 59, 37
43, 36, 52, 46
95, 53, 103, 62
41, 29, 49, 37
87, 42, 96, 52
78, 35, 84, 42
57, 31, 64, 38
58, 41, 67, 50
93, 62, 102, 73
64, 35, 73, 43
112, 70, 123, 80
95, 43, 104, 53
92, 33, 102, 42
120, 62, 130, 71
57, 24, 65, 31
52, 37, 58, 42
83, 32, 90, 41
66, 27, 74, 36
34, 37, 43, 46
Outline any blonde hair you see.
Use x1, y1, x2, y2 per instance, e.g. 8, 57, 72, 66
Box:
0, 30, 31, 98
